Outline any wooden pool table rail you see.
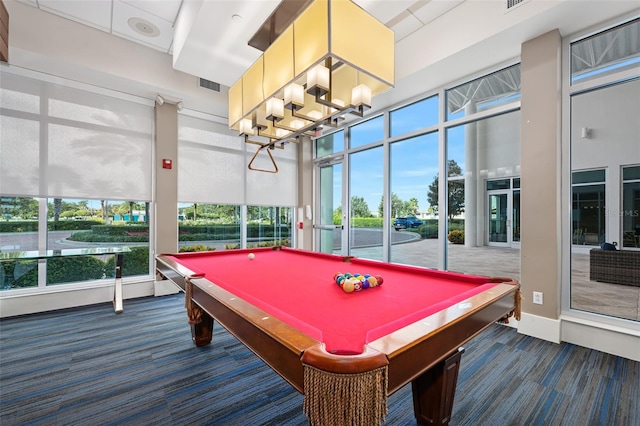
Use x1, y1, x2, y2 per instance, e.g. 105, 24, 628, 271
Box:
156, 253, 520, 426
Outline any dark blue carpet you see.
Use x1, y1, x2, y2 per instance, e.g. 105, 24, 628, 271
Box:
1, 294, 638, 425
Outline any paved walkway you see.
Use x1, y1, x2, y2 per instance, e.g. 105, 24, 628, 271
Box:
351, 237, 639, 321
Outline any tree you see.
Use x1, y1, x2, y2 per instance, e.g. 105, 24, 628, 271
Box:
404, 197, 420, 216
53, 198, 62, 222
378, 193, 406, 218
427, 159, 465, 219
350, 196, 371, 218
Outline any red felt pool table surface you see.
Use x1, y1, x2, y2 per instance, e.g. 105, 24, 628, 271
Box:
162, 247, 499, 355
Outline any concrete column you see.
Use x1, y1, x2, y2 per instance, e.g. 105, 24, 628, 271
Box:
154, 103, 178, 255
297, 136, 314, 251
519, 29, 562, 340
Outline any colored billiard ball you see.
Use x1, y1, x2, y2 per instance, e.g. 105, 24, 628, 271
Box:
248, 253, 255, 260
342, 280, 355, 293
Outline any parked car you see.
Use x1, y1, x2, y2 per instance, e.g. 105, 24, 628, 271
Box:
393, 216, 424, 231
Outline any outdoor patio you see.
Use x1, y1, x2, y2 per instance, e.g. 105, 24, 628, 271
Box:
351, 236, 640, 322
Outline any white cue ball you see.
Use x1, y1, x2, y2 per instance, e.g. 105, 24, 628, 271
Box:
248, 253, 255, 260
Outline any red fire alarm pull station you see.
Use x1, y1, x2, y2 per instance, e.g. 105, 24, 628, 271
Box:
162, 159, 172, 169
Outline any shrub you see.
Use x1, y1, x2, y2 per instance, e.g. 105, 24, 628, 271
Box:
49, 220, 103, 231
448, 229, 465, 244
47, 256, 106, 284
179, 245, 216, 253
0, 221, 38, 233
351, 217, 384, 228
419, 223, 438, 239
105, 246, 150, 277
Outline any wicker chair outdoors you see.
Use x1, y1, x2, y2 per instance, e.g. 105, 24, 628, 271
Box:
589, 248, 640, 286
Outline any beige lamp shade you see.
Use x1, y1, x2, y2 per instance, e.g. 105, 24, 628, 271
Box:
228, 0, 394, 146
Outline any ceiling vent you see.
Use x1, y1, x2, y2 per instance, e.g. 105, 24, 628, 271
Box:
505, 0, 530, 13
199, 78, 221, 92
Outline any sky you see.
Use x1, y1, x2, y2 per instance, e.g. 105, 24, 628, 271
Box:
322, 96, 469, 216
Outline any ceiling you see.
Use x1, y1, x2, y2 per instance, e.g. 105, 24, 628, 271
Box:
14, 0, 465, 88
11, 0, 640, 117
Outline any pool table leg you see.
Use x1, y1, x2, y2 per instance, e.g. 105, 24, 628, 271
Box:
190, 311, 214, 347
411, 347, 465, 425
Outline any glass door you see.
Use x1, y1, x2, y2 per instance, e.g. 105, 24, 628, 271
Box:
488, 191, 510, 246
317, 162, 343, 254
512, 189, 521, 246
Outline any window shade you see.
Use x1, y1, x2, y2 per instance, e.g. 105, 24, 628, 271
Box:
178, 114, 245, 204
178, 113, 298, 207
0, 71, 153, 200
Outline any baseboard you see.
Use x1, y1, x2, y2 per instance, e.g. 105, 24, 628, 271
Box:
561, 316, 640, 362
154, 280, 180, 297
517, 312, 561, 343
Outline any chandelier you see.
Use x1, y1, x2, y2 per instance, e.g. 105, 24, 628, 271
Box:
228, 0, 394, 172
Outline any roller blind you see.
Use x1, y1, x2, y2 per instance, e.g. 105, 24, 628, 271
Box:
178, 114, 245, 204
0, 71, 153, 200
245, 144, 297, 206
178, 113, 297, 207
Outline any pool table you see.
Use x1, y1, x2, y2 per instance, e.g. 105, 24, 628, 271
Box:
155, 247, 520, 426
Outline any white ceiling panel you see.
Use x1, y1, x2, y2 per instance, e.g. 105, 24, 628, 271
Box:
353, 0, 418, 24
121, 0, 182, 23
112, 0, 175, 51
38, 0, 112, 31
172, 0, 281, 86
14, 0, 38, 7
390, 12, 424, 42
411, 0, 465, 25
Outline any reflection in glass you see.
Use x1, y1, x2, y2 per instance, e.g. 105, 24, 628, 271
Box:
622, 166, 640, 248
572, 181, 605, 246
570, 76, 639, 322
571, 18, 640, 84
446, 64, 521, 121
316, 130, 344, 158
446, 111, 521, 277
488, 193, 508, 243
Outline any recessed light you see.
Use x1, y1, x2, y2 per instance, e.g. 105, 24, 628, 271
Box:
128, 17, 160, 37
232, 14, 243, 22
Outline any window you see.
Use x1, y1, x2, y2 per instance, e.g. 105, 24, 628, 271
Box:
622, 165, 640, 248
446, 110, 521, 273
349, 146, 383, 260
390, 96, 438, 138
177, 114, 297, 252
445, 64, 521, 121
178, 203, 241, 251
349, 115, 384, 149
572, 170, 606, 246
247, 206, 293, 248
316, 130, 344, 158
0, 197, 38, 289
390, 132, 439, 268
571, 18, 640, 84
0, 70, 153, 290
